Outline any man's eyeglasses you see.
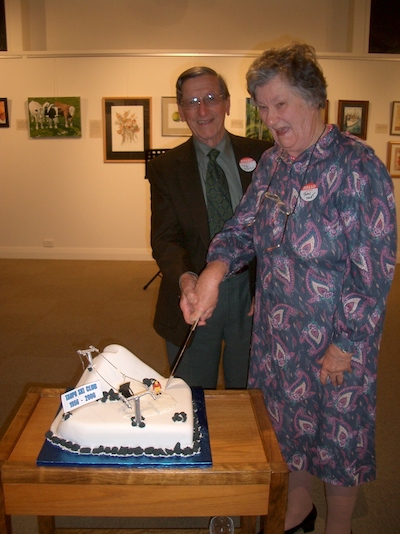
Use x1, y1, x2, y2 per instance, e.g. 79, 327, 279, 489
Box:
244, 192, 291, 252
180, 94, 225, 111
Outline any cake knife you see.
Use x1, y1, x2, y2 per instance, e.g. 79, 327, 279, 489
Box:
165, 318, 199, 389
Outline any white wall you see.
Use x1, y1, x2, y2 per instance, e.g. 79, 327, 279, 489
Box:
1, 0, 399, 261
19, 0, 353, 53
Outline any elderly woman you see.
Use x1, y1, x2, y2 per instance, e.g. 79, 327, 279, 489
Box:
180, 43, 397, 534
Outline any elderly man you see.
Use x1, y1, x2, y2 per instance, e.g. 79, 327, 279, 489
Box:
147, 66, 270, 388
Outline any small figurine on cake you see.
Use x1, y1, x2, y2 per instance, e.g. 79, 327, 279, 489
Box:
152, 380, 162, 395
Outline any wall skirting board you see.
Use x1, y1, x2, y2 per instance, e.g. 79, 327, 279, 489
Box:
0, 247, 154, 261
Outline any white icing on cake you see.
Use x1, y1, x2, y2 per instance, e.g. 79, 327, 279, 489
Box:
48, 345, 197, 456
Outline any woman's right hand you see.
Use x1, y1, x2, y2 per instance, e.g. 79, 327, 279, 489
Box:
179, 261, 228, 325
179, 272, 201, 324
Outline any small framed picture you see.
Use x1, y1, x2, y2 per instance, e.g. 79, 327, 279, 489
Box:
28, 97, 81, 138
0, 98, 9, 127
162, 97, 191, 136
337, 100, 369, 140
323, 100, 329, 123
390, 101, 400, 135
387, 142, 400, 177
103, 97, 151, 163
245, 98, 274, 143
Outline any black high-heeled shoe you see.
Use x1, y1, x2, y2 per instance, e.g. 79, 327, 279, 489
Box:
284, 504, 317, 534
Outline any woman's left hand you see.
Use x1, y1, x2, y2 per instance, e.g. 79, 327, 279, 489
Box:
317, 344, 352, 387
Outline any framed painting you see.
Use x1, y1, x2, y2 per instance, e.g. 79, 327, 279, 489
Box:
0, 0, 6, 51
0, 97, 9, 127
322, 100, 329, 123
337, 100, 369, 140
390, 101, 400, 135
387, 142, 400, 177
28, 97, 81, 138
245, 98, 274, 143
162, 96, 191, 136
103, 97, 151, 162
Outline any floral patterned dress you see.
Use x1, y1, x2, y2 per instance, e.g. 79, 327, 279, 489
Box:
207, 125, 397, 486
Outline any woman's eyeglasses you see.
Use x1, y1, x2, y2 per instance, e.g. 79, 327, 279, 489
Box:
244, 192, 291, 252
180, 94, 225, 111
241, 133, 323, 252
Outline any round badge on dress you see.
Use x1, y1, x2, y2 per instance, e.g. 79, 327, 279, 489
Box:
239, 157, 257, 172
300, 183, 318, 202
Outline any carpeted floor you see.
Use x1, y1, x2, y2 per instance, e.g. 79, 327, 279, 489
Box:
0, 259, 399, 534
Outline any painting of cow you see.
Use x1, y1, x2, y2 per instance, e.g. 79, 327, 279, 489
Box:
43, 102, 59, 129
28, 100, 45, 130
54, 102, 75, 128
28, 97, 81, 138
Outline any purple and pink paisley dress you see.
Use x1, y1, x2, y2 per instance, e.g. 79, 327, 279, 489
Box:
207, 124, 397, 486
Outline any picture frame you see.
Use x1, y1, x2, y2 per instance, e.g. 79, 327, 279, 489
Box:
387, 142, 400, 177
103, 97, 151, 163
0, 97, 9, 127
162, 97, 191, 136
28, 97, 81, 138
245, 98, 274, 143
323, 100, 329, 123
390, 101, 400, 135
337, 100, 369, 140
0, 0, 6, 51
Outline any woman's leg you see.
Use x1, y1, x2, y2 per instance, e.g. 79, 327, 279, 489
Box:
325, 482, 358, 534
285, 470, 314, 530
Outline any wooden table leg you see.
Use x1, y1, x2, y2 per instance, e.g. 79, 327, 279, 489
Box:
38, 515, 55, 534
249, 390, 289, 534
1, 388, 44, 534
264, 469, 288, 534
0, 507, 11, 533
241, 515, 257, 533
0, 475, 12, 533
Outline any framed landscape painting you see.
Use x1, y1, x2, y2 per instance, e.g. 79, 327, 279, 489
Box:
103, 97, 151, 162
337, 100, 369, 140
387, 142, 400, 177
245, 98, 274, 143
390, 101, 400, 135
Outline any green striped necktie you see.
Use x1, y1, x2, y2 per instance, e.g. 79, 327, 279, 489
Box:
206, 148, 233, 238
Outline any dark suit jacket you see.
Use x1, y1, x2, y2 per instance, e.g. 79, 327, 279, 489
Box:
147, 133, 270, 346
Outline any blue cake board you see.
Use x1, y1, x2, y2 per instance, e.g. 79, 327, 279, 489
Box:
36, 388, 211, 469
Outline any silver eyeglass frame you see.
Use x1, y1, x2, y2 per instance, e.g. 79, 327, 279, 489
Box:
243, 191, 292, 252
180, 94, 225, 110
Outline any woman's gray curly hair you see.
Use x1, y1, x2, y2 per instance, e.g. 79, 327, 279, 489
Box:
246, 42, 327, 110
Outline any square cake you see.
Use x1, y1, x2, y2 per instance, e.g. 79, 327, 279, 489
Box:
45, 344, 201, 458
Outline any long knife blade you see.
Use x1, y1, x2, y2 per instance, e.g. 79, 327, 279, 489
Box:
165, 318, 199, 389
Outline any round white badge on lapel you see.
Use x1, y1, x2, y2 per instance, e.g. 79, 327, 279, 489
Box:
300, 183, 318, 202
239, 157, 257, 172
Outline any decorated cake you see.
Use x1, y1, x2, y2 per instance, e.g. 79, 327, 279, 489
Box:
45, 344, 202, 458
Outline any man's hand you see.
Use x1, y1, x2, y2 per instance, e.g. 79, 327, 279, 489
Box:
179, 272, 200, 324
317, 344, 352, 387
247, 297, 255, 317
179, 261, 228, 325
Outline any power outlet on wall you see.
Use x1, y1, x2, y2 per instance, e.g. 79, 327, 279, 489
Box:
43, 239, 54, 248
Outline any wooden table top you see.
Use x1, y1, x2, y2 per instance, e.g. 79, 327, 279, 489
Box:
0, 387, 288, 532
2, 388, 284, 484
